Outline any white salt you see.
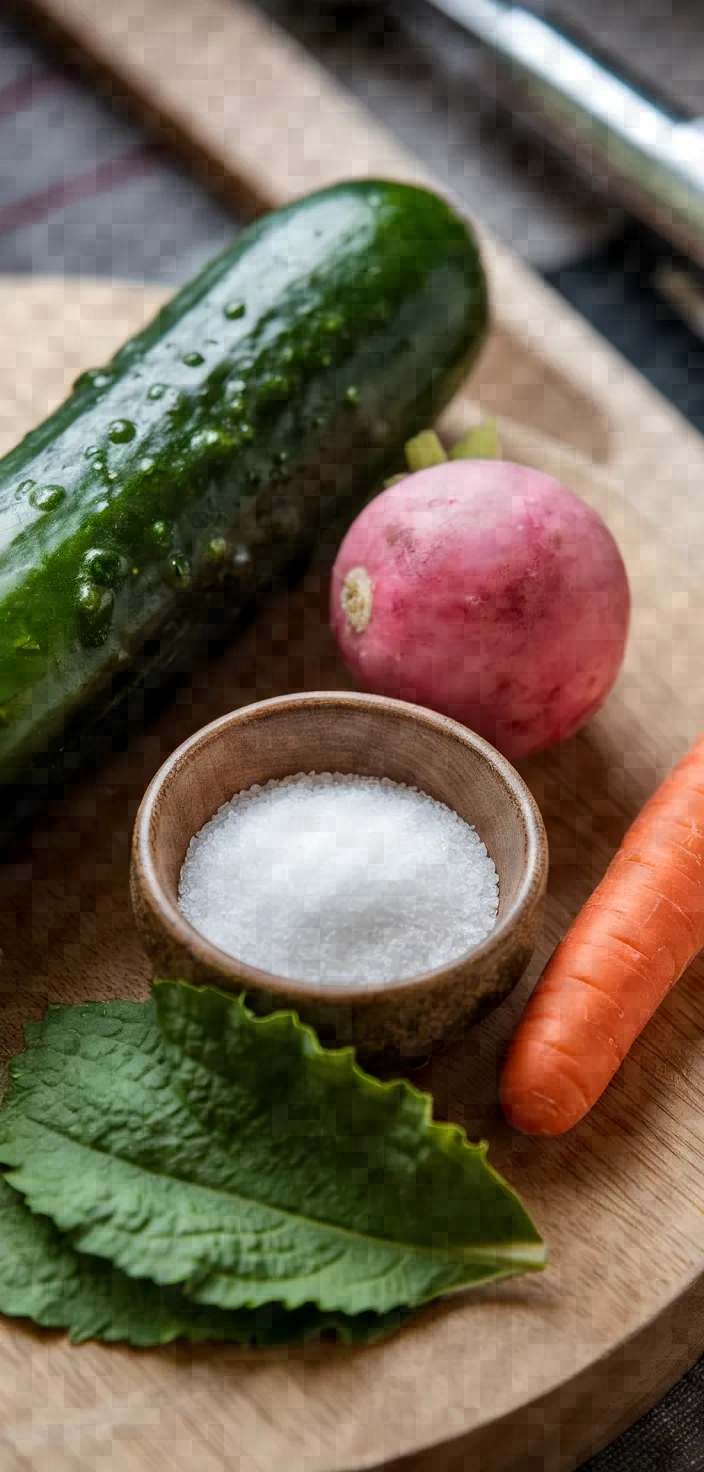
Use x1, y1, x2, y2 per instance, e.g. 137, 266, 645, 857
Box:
178, 773, 499, 986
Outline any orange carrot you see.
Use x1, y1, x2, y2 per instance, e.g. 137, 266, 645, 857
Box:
500, 732, 704, 1136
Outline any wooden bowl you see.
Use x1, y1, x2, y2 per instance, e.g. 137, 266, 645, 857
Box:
130, 691, 548, 1066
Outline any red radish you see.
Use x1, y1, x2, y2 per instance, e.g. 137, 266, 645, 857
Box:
330, 459, 630, 760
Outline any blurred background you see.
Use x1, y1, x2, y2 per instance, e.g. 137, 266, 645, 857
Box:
2, 0, 704, 430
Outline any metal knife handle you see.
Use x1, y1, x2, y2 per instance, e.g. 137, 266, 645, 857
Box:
428, 0, 704, 268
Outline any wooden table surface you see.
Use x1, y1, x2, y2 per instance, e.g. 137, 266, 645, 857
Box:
2, 2, 704, 1468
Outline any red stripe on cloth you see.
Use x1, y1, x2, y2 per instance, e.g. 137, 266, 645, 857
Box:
0, 145, 159, 238
0, 70, 59, 121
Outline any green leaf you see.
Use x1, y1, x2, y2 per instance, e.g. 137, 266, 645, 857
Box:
449, 419, 500, 460
0, 1175, 400, 1347
0, 986, 545, 1315
404, 428, 448, 471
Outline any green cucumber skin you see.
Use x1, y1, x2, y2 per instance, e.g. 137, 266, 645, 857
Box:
0, 180, 488, 789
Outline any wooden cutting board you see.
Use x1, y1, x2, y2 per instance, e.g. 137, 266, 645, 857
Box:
1, 276, 704, 1472
4, 1, 704, 1467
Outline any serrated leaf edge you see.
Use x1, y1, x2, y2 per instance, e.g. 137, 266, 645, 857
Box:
155, 979, 547, 1272
0, 984, 545, 1318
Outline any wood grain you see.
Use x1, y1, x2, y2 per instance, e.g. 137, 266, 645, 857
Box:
5, 0, 704, 1461
0, 278, 703, 1471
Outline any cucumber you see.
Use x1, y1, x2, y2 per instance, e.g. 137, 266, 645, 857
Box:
0, 180, 488, 805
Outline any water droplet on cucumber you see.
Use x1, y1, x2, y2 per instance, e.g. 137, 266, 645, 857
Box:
224, 301, 246, 320
182, 351, 205, 368
77, 581, 108, 615
164, 554, 191, 591
29, 484, 65, 511
151, 521, 171, 548
76, 580, 114, 646
73, 367, 114, 391
190, 426, 225, 452
108, 419, 136, 444
82, 547, 129, 587
147, 383, 167, 401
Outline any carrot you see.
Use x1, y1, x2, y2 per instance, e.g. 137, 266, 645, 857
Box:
500, 732, 704, 1136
